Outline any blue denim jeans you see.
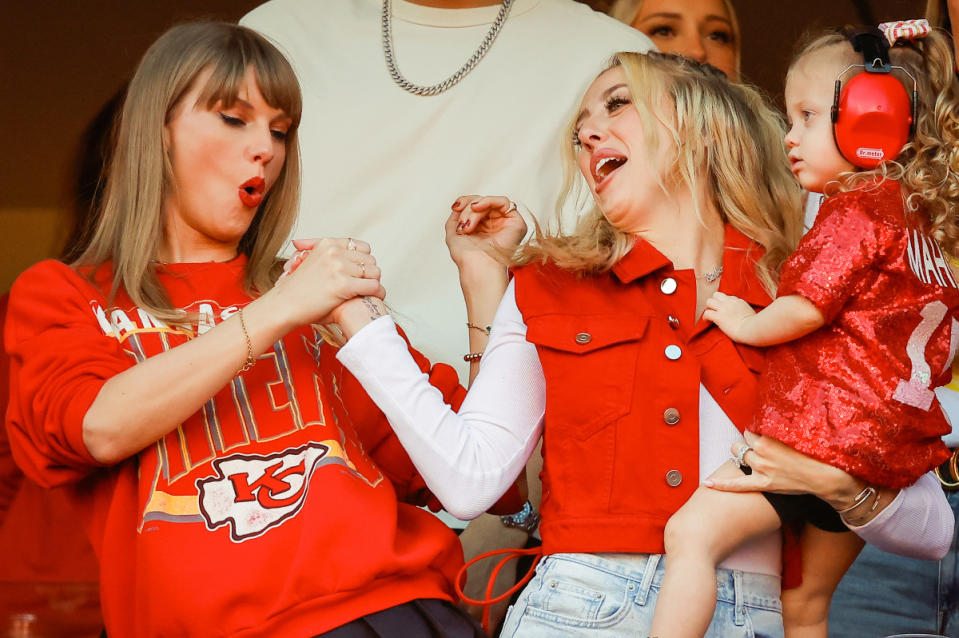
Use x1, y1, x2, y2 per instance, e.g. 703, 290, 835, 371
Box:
828, 490, 959, 637
499, 553, 783, 637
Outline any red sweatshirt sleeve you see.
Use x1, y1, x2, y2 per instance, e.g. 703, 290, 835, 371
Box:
5, 261, 132, 487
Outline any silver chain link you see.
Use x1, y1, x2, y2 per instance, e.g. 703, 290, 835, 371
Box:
382, 0, 514, 97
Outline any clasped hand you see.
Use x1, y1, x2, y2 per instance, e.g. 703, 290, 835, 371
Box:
273, 237, 386, 327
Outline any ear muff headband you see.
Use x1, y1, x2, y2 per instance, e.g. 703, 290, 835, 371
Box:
830, 29, 918, 169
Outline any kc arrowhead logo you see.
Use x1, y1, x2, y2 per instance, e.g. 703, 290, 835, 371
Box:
197, 442, 345, 541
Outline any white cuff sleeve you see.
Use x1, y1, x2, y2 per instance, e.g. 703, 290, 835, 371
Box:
849, 472, 954, 559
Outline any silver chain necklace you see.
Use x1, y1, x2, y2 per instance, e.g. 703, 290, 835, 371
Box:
382, 0, 515, 96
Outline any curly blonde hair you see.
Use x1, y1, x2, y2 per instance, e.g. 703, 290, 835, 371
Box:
792, 29, 959, 258
514, 51, 803, 298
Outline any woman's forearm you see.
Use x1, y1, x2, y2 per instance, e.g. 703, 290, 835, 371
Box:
460, 261, 509, 385
787, 451, 951, 551
337, 284, 545, 518
83, 238, 386, 464
712, 433, 955, 558
82, 289, 294, 464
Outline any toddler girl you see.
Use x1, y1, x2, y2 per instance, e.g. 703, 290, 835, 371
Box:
653, 20, 959, 638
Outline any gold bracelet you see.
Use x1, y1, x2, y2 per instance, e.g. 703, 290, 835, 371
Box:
840, 489, 881, 526
934, 449, 959, 488
466, 322, 492, 336
464, 352, 483, 362
237, 306, 256, 374
834, 485, 877, 514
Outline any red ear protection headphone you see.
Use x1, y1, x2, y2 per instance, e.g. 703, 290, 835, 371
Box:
830, 28, 918, 169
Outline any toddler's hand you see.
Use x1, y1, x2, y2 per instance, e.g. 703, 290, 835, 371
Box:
702, 291, 757, 343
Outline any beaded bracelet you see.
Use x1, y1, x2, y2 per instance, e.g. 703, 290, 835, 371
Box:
467, 322, 492, 336
237, 307, 256, 374
464, 352, 483, 362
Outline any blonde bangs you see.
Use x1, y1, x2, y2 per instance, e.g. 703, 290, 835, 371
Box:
195, 33, 303, 130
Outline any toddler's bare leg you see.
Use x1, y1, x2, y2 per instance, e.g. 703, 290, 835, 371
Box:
650, 461, 780, 638
782, 526, 863, 638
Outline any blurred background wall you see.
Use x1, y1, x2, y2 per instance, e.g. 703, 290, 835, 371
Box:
0, 0, 925, 293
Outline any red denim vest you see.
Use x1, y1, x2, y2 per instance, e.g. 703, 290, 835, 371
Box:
513, 225, 772, 556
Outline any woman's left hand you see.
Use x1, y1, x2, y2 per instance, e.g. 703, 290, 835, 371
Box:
706, 430, 866, 509
445, 195, 527, 271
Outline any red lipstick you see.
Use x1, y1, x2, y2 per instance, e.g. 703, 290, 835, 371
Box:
239, 177, 265, 208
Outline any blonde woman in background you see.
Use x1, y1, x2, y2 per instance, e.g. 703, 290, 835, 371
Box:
610, 0, 741, 81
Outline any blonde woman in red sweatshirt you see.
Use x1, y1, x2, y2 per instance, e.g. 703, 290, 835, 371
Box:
5, 21, 486, 638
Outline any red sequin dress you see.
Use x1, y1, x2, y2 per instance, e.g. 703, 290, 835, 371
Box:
754, 180, 956, 488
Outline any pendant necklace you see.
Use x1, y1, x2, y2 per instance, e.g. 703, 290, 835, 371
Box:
701, 265, 724, 283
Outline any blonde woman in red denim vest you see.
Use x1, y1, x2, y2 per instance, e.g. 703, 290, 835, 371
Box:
327, 52, 955, 637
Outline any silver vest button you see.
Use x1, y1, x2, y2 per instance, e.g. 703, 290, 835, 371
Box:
663, 408, 680, 425
665, 470, 683, 487
664, 345, 682, 360
660, 277, 677, 295
574, 332, 592, 345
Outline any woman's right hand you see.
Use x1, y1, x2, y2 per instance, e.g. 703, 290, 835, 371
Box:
272, 237, 385, 328
329, 295, 390, 340
706, 431, 863, 503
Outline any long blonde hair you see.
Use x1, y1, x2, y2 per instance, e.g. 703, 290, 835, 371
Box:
515, 51, 802, 298
74, 22, 302, 322
791, 30, 959, 257
609, 0, 742, 81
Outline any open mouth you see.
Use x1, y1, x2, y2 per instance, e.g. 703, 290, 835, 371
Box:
238, 177, 266, 208
591, 152, 627, 189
